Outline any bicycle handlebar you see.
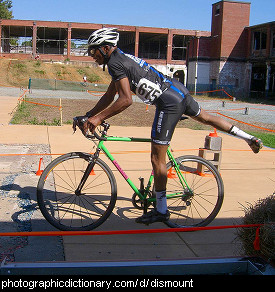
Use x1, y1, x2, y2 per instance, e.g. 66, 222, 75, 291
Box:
73, 116, 108, 141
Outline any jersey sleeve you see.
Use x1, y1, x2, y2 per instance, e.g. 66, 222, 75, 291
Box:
107, 60, 127, 82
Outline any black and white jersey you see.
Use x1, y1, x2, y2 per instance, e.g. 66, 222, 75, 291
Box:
107, 48, 173, 104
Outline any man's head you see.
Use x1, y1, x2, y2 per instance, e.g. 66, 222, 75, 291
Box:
87, 28, 119, 65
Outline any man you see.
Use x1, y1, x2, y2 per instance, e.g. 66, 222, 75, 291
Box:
78, 27, 263, 225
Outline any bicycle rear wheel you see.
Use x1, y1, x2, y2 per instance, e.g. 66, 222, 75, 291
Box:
165, 155, 224, 228
37, 152, 117, 231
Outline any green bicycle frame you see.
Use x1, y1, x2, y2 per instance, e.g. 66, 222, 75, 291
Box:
95, 134, 190, 203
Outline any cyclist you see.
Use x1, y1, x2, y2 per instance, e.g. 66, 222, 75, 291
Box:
78, 27, 263, 225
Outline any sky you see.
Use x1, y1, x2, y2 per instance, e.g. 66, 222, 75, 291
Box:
10, 0, 275, 32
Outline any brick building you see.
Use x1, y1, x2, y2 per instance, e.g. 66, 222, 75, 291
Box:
0, 0, 274, 98
188, 1, 274, 98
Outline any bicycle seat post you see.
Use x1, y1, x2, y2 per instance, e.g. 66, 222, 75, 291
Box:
139, 177, 144, 195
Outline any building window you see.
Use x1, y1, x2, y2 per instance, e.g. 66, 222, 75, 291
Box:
215, 4, 220, 16
172, 34, 188, 60
138, 33, 167, 60
261, 32, 267, 49
253, 30, 267, 51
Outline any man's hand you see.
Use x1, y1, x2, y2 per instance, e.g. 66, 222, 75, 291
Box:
73, 116, 89, 136
86, 116, 102, 134
73, 115, 103, 137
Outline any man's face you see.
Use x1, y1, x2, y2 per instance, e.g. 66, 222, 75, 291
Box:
89, 47, 104, 65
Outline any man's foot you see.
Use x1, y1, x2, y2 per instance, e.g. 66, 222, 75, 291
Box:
136, 209, 170, 225
248, 137, 263, 153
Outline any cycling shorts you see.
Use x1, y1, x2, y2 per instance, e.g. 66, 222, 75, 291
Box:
151, 79, 201, 145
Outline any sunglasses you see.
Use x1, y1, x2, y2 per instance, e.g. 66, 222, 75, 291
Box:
88, 47, 98, 57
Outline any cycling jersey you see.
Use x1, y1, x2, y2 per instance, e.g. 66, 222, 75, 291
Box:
108, 48, 174, 104
107, 48, 201, 145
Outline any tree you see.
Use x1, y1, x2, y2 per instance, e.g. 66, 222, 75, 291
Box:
0, 0, 13, 19
22, 40, 33, 47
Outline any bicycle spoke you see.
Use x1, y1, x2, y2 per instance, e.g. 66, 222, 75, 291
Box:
81, 170, 105, 191
61, 161, 78, 190
165, 156, 223, 228
37, 154, 116, 231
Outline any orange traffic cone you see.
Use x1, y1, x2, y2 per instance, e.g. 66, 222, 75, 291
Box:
89, 169, 96, 175
36, 157, 44, 176
167, 167, 177, 178
209, 128, 218, 137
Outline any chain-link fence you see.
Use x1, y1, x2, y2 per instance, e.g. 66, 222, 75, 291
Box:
29, 78, 109, 92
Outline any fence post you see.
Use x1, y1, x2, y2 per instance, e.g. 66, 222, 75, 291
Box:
59, 98, 63, 126
28, 77, 31, 93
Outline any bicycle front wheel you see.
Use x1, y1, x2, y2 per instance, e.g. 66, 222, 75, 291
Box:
37, 152, 117, 231
165, 155, 224, 228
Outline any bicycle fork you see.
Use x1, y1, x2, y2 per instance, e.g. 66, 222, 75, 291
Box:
75, 150, 100, 195
166, 149, 192, 194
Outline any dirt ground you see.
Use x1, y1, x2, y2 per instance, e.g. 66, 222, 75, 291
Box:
12, 97, 275, 135
12, 97, 215, 131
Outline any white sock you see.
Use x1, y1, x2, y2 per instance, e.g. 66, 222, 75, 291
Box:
229, 126, 254, 142
156, 190, 167, 214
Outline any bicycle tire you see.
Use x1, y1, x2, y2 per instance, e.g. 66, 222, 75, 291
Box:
37, 152, 117, 231
165, 155, 224, 228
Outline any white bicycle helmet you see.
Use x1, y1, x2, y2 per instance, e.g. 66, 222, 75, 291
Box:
88, 27, 119, 48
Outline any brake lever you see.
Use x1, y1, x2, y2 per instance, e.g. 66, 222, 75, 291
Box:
73, 116, 88, 135
73, 117, 109, 141
72, 117, 77, 133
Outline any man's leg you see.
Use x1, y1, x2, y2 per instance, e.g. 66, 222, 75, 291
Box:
192, 109, 263, 153
192, 109, 232, 132
135, 142, 170, 224
151, 142, 168, 214
151, 143, 168, 192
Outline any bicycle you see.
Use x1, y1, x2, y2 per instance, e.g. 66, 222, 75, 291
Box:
37, 117, 224, 231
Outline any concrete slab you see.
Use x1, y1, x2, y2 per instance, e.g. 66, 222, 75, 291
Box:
0, 96, 19, 125
0, 144, 64, 262
0, 125, 49, 144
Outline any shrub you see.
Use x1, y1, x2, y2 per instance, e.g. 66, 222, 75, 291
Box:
237, 193, 275, 260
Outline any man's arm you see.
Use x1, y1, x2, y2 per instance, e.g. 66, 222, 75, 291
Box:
85, 77, 133, 133
85, 80, 117, 117
97, 77, 133, 120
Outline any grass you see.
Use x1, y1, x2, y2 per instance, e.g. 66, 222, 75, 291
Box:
11, 101, 31, 124
247, 131, 275, 149
11, 100, 61, 126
